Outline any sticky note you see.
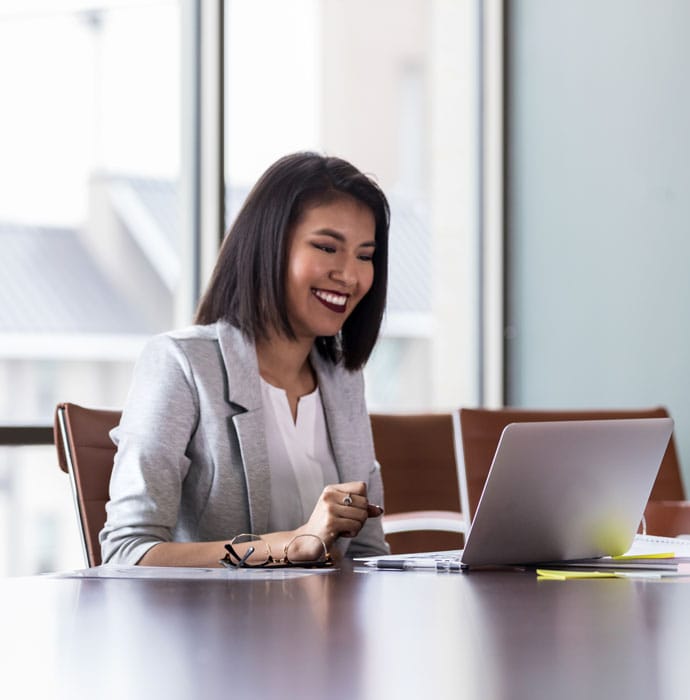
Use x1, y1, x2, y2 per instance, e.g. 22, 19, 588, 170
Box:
536, 569, 620, 580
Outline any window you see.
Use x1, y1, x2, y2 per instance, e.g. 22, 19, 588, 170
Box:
224, 0, 481, 411
0, 0, 182, 575
0, 0, 482, 575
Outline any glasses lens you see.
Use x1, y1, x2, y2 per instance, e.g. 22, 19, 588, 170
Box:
285, 534, 329, 565
230, 534, 271, 566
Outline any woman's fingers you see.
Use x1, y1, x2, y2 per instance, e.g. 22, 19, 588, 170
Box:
330, 483, 383, 515
313, 482, 383, 540
339, 497, 382, 518
331, 481, 368, 504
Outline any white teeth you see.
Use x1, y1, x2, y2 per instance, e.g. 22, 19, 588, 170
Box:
314, 290, 347, 306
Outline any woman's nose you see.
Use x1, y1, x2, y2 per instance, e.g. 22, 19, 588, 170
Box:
329, 258, 358, 287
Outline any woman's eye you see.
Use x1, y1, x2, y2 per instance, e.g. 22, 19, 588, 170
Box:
312, 243, 336, 254
358, 254, 374, 262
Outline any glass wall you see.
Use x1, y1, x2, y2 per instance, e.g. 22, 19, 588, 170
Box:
505, 0, 690, 488
0, 0, 182, 575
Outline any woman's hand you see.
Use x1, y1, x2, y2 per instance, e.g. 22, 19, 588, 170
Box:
138, 482, 384, 567
299, 481, 384, 548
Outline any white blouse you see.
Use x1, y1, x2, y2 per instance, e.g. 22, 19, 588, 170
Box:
260, 377, 340, 532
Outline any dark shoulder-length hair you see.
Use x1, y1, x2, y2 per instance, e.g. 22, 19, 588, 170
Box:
194, 151, 390, 370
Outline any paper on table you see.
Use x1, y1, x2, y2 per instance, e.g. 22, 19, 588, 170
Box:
623, 534, 690, 557
48, 565, 335, 581
537, 535, 690, 580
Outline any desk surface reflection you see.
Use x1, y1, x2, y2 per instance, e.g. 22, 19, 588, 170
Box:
1, 563, 688, 700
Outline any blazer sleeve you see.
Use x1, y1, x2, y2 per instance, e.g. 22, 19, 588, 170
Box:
314, 359, 390, 559
340, 369, 389, 558
99, 334, 200, 565
345, 457, 390, 558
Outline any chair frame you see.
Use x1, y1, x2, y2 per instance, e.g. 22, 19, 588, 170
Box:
453, 410, 472, 532
456, 405, 687, 536
54, 402, 121, 567
371, 412, 468, 553
56, 404, 90, 566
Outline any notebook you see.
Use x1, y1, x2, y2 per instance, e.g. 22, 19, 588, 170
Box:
459, 417, 674, 568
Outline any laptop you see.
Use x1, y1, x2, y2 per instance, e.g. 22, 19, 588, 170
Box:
459, 417, 674, 568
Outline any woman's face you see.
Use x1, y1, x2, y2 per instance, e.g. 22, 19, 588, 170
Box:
285, 195, 376, 342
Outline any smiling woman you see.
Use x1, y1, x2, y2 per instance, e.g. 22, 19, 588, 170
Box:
99, 152, 392, 568
196, 152, 389, 370
285, 197, 376, 340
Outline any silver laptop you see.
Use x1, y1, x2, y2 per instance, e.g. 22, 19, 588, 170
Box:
460, 418, 674, 568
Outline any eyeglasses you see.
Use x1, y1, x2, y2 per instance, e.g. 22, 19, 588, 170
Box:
220, 533, 333, 569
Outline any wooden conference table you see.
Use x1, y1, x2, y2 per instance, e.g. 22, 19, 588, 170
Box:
1, 561, 689, 700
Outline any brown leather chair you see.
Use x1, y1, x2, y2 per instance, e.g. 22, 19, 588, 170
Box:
370, 413, 465, 554
457, 406, 690, 537
54, 402, 121, 567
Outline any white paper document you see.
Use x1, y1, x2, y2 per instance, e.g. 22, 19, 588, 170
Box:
48, 565, 335, 581
623, 533, 690, 557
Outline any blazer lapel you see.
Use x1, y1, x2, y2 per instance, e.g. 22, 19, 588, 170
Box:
214, 324, 372, 534
311, 349, 372, 486
216, 321, 270, 534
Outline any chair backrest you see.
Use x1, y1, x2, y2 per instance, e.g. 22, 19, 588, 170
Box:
458, 406, 684, 522
54, 402, 121, 567
370, 412, 463, 554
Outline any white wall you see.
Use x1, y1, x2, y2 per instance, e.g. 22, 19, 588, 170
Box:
506, 0, 690, 488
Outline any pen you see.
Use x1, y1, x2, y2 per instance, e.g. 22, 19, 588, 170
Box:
366, 559, 463, 572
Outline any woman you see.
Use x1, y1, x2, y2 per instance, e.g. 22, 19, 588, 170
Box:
100, 152, 391, 566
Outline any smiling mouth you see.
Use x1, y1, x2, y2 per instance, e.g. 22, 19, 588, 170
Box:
312, 288, 348, 314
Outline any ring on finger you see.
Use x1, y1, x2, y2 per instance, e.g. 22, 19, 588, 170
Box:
342, 493, 353, 506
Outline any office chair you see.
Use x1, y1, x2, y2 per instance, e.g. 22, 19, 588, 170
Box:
457, 406, 690, 537
370, 413, 466, 554
54, 402, 121, 567
54, 404, 466, 564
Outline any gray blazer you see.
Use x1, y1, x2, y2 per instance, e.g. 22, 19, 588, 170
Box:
99, 321, 389, 565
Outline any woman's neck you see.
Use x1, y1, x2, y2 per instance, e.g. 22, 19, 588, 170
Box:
255, 335, 316, 419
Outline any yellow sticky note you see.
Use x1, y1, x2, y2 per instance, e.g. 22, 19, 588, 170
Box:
612, 552, 675, 560
536, 569, 620, 580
